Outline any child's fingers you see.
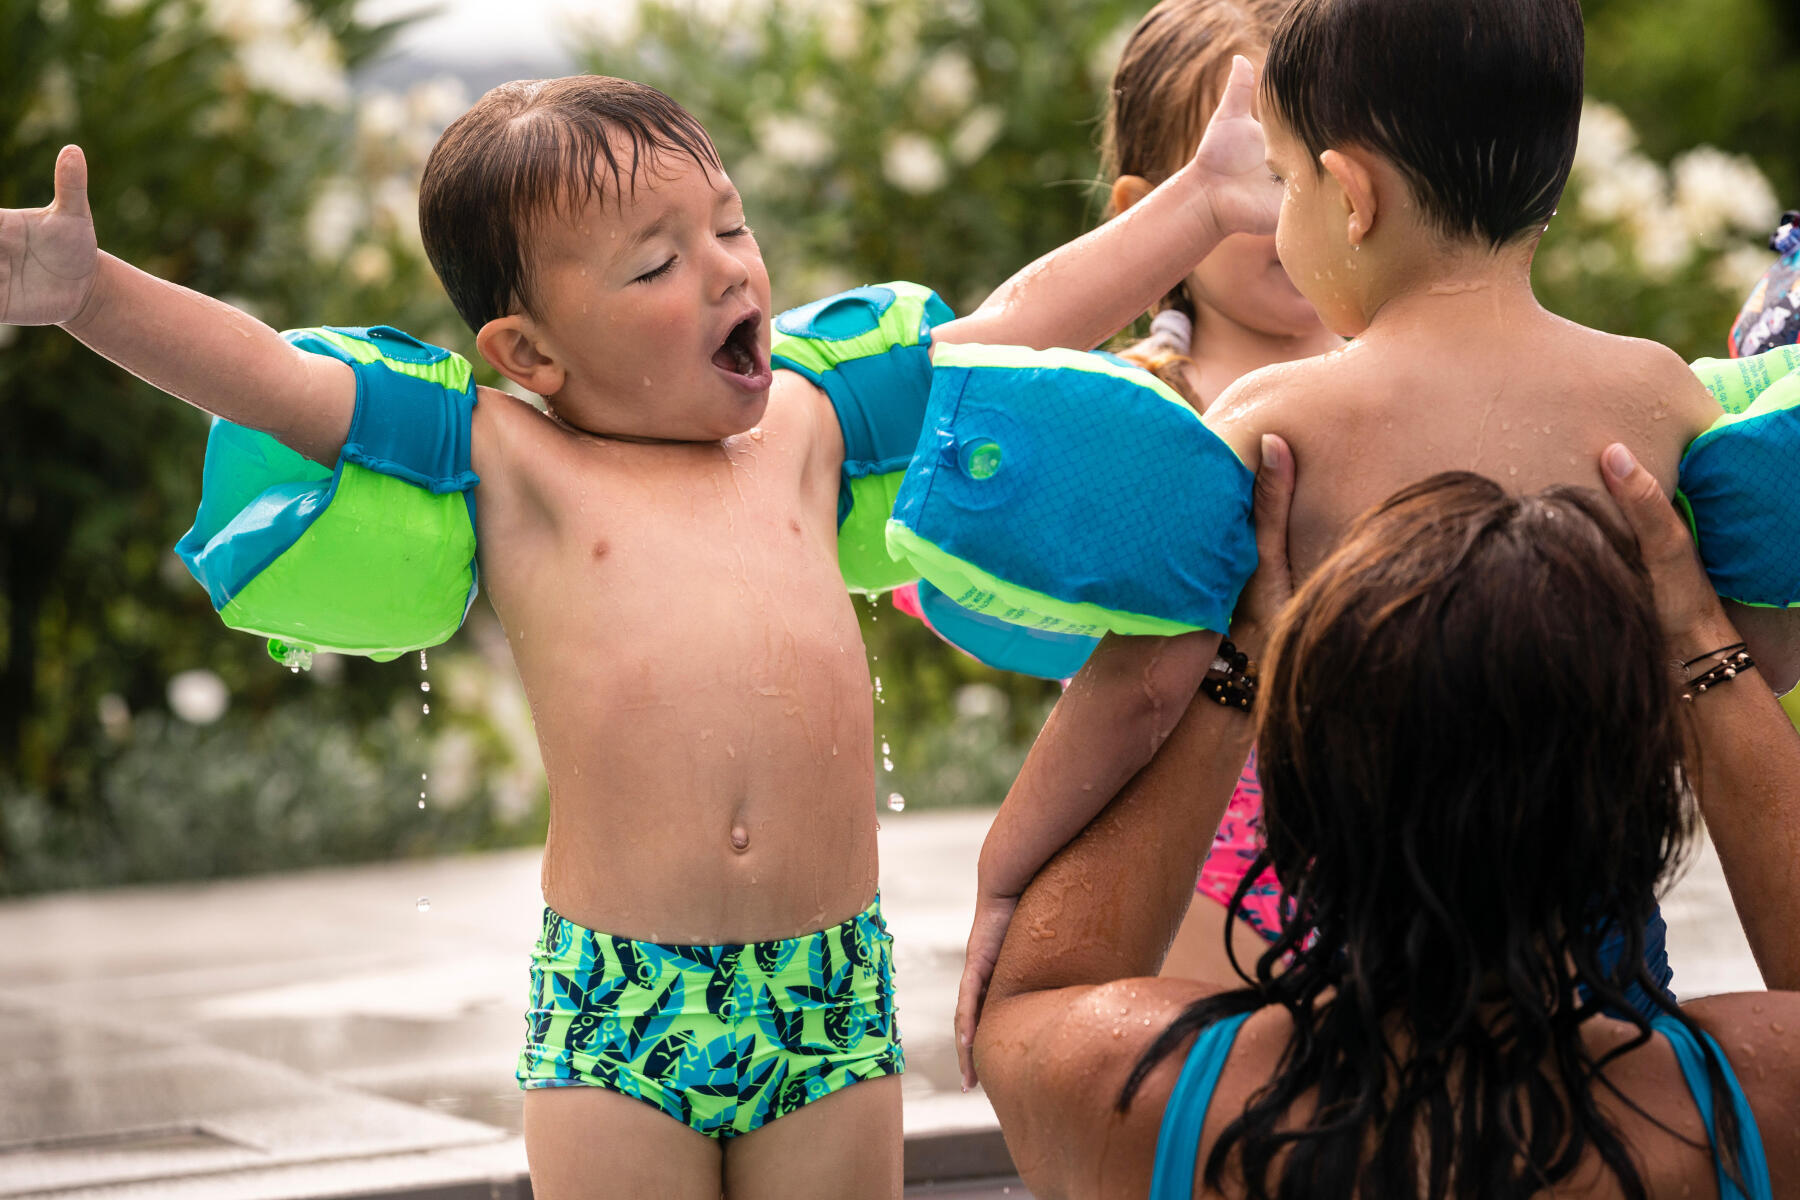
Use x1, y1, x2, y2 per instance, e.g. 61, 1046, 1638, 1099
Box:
954, 962, 984, 1089
53, 145, 90, 221
1216, 55, 1259, 123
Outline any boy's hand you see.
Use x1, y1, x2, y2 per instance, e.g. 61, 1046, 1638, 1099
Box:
0, 145, 100, 328
954, 888, 1018, 1091
1190, 56, 1279, 241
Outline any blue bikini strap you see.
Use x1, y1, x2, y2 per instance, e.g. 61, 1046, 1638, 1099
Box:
1652, 1014, 1774, 1200
1149, 1012, 1252, 1200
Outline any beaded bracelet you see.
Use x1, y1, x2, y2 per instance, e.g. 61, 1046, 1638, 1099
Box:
1200, 638, 1259, 711
1681, 642, 1754, 702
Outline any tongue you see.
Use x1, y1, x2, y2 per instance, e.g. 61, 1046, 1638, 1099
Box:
713, 334, 754, 376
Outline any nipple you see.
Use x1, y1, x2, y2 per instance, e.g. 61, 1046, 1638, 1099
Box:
730, 825, 750, 852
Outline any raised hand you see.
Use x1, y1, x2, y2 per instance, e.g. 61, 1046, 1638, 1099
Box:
0, 145, 100, 328
1190, 56, 1280, 241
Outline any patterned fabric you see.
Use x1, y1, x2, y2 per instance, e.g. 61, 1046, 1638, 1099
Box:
517, 897, 903, 1138
1195, 748, 1289, 942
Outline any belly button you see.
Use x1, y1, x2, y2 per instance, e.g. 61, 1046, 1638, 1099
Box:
730, 825, 750, 852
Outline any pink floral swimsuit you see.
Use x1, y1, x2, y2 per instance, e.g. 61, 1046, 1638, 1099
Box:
1195, 747, 1289, 941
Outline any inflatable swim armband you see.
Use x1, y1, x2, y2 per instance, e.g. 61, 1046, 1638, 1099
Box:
913, 578, 1098, 680
1680, 346, 1800, 607
1731, 210, 1800, 359
888, 343, 1256, 638
174, 326, 480, 663
771, 282, 953, 594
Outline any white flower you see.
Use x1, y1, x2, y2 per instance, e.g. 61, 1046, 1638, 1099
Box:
1577, 155, 1665, 226
916, 49, 977, 119
1672, 146, 1779, 243
167, 670, 229, 725
1712, 244, 1778, 296
357, 91, 407, 141
954, 683, 1009, 720
305, 178, 362, 261
407, 76, 470, 133
1573, 101, 1638, 177
1634, 219, 1694, 282
346, 243, 392, 286
238, 24, 348, 107
883, 133, 947, 195
374, 176, 421, 246
822, 4, 866, 62
950, 105, 1005, 165
204, 0, 301, 44
755, 115, 834, 168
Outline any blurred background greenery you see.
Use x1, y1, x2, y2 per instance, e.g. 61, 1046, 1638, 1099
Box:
2, 0, 1795, 894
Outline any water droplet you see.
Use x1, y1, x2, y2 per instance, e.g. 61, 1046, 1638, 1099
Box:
417, 798, 426, 809
880, 740, 890, 755
887, 792, 906, 812
882, 757, 894, 772
419, 650, 429, 671
289, 665, 300, 674
420, 681, 431, 693
422, 703, 431, 715
416, 897, 431, 913
421, 772, 428, 781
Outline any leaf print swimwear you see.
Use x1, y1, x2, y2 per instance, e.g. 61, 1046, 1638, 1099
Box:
517, 897, 903, 1137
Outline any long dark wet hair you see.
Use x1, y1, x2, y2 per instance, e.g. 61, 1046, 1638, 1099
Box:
1121, 473, 1741, 1199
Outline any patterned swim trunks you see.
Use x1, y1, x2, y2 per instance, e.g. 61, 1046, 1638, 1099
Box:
517, 896, 903, 1138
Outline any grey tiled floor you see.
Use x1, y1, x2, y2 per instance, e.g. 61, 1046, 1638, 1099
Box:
0, 809, 1759, 1199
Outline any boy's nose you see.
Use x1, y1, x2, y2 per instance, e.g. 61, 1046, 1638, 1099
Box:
709, 239, 751, 297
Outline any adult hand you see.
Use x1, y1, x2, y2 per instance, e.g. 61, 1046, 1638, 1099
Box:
1230, 434, 1297, 657
0, 145, 99, 329
1598, 443, 1734, 656
1190, 57, 1279, 242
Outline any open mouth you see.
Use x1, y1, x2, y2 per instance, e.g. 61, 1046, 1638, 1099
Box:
712, 315, 764, 379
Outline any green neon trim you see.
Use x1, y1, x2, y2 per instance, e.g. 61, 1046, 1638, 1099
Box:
1692, 347, 1800, 415
770, 282, 939, 377
1783, 685, 1800, 733
839, 473, 917, 594
884, 519, 1202, 637
1688, 370, 1800, 447
217, 463, 475, 657
307, 328, 475, 393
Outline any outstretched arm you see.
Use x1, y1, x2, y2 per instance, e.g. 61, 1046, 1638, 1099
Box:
1, 146, 354, 465
933, 56, 1277, 354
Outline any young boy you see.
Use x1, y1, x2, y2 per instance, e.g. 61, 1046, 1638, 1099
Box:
955, 0, 1800, 1085
0, 74, 1276, 1197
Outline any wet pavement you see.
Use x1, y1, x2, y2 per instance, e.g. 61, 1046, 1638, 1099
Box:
0, 808, 1759, 1199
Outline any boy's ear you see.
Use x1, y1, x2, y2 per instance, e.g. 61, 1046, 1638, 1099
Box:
1319, 149, 1379, 246
1109, 174, 1154, 217
476, 316, 565, 398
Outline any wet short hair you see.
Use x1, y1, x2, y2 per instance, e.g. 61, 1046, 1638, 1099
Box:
1263, 0, 1584, 248
418, 76, 721, 333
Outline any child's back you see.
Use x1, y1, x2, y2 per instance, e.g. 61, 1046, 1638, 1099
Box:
1221, 284, 1718, 582
1213, 0, 1720, 580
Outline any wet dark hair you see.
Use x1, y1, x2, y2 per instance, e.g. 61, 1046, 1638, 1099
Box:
418, 76, 721, 333
1262, 0, 1584, 248
1121, 474, 1744, 1199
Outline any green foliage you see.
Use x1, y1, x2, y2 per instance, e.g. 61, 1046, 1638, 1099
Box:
0, 0, 514, 892
1583, 0, 1800, 201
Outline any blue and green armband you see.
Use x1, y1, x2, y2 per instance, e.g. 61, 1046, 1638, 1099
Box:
888, 343, 1257, 638
1680, 346, 1800, 608
173, 325, 480, 665
772, 281, 953, 594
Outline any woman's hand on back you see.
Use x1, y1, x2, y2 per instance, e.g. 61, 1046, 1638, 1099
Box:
1598, 443, 1736, 659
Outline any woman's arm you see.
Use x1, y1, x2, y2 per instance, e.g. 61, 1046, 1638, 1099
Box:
1602, 443, 1800, 990
970, 439, 1294, 1195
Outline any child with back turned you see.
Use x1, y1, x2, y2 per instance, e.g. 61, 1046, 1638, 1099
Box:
0, 72, 1278, 1197
956, 0, 1800, 1083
